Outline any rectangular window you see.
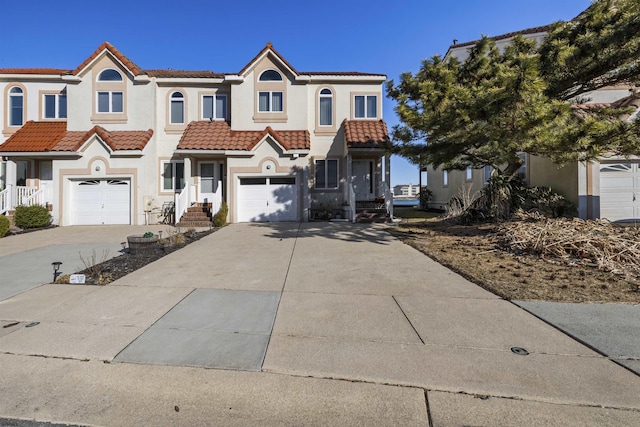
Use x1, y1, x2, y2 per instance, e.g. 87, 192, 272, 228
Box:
315, 159, 339, 190
44, 94, 67, 119
202, 95, 227, 120
319, 96, 332, 126
517, 152, 527, 180
97, 91, 124, 113
443, 170, 449, 187
258, 91, 283, 112
354, 95, 377, 118
10, 95, 23, 126
162, 161, 185, 191
484, 165, 492, 183
170, 99, 184, 124
465, 166, 473, 181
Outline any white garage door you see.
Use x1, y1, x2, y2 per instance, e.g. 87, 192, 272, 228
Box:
600, 162, 640, 222
70, 179, 130, 225
237, 177, 298, 222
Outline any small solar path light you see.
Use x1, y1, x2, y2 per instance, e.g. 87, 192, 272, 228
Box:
52, 261, 62, 283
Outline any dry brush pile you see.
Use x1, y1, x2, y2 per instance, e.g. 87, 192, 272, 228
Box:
497, 216, 640, 278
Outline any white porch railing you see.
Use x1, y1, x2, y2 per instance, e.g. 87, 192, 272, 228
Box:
349, 183, 356, 223
0, 188, 10, 215
212, 180, 223, 214
174, 185, 192, 226
383, 182, 394, 219
21, 188, 44, 207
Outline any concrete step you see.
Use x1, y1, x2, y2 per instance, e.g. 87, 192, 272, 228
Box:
177, 220, 212, 228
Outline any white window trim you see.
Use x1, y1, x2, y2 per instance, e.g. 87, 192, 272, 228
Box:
259, 69, 283, 81
161, 160, 185, 192
97, 91, 124, 113
170, 92, 185, 124
201, 94, 228, 120
258, 91, 284, 113
9, 86, 24, 127
354, 94, 377, 119
97, 68, 123, 82
314, 158, 339, 190
43, 93, 67, 119
319, 88, 333, 127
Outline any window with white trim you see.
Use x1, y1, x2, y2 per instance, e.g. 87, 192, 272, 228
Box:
315, 159, 339, 190
44, 93, 67, 119
517, 152, 527, 180
170, 91, 185, 124
484, 165, 493, 183
354, 95, 377, 118
162, 161, 185, 191
259, 69, 283, 81
258, 91, 283, 112
319, 88, 333, 126
96, 69, 124, 114
443, 170, 449, 187
97, 91, 123, 113
9, 87, 24, 126
465, 166, 473, 181
98, 69, 123, 81
202, 94, 227, 120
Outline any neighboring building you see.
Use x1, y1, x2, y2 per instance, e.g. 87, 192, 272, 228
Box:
0, 42, 392, 225
393, 184, 419, 198
426, 27, 640, 223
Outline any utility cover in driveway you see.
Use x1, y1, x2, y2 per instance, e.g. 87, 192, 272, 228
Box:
115, 289, 280, 371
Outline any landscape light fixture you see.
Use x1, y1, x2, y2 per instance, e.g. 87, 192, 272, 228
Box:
52, 261, 62, 282
158, 230, 163, 239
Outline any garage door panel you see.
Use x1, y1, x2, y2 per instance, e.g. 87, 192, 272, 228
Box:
599, 162, 639, 222
238, 177, 298, 222
70, 179, 130, 225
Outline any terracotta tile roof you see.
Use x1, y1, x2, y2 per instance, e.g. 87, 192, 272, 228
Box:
344, 119, 390, 149
239, 42, 299, 76
0, 121, 67, 152
71, 41, 143, 76
237, 43, 384, 78
0, 121, 152, 153
52, 126, 153, 151
177, 121, 310, 151
0, 68, 70, 75
145, 69, 225, 79
450, 24, 553, 49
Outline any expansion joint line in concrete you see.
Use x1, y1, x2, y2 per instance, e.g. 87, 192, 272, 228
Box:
392, 295, 425, 345
260, 222, 302, 370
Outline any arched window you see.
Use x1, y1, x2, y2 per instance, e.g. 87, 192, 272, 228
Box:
170, 91, 185, 124
319, 88, 333, 126
98, 69, 123, 81
259, 69, 283, 81
9, 87, 24, 126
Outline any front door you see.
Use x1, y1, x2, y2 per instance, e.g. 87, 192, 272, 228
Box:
352, 160, 374, 200
199, 162, 216, 204
39, 161, 53, 205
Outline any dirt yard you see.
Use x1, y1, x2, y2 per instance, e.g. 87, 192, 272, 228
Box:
390, 207, 640, 303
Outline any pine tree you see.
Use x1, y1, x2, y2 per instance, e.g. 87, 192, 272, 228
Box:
387, 0, 640, 179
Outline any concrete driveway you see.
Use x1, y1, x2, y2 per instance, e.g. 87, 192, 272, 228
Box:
0, 222, 639, 426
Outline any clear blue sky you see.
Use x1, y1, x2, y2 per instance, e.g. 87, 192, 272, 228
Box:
0, 0, 590, 186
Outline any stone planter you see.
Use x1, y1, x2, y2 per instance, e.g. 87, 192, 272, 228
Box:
127, 235, 159, 255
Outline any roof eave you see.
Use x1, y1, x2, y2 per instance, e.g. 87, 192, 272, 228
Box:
305, 75, 386, 83
154, 77, 226, 84
111, 150, 145, 157
0, 151, 83, 158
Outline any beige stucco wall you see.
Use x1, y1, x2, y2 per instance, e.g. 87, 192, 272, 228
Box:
426, 166, 488, 211
527, 155, 579, 205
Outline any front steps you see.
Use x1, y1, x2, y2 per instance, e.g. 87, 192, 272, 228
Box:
355, 201, 391, 223
177, 203, 213, 228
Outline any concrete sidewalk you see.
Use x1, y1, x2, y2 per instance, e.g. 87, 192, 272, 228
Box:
0, 222, 639, 426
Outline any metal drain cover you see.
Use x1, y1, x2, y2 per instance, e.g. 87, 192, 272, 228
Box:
511, 346, 529, 356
